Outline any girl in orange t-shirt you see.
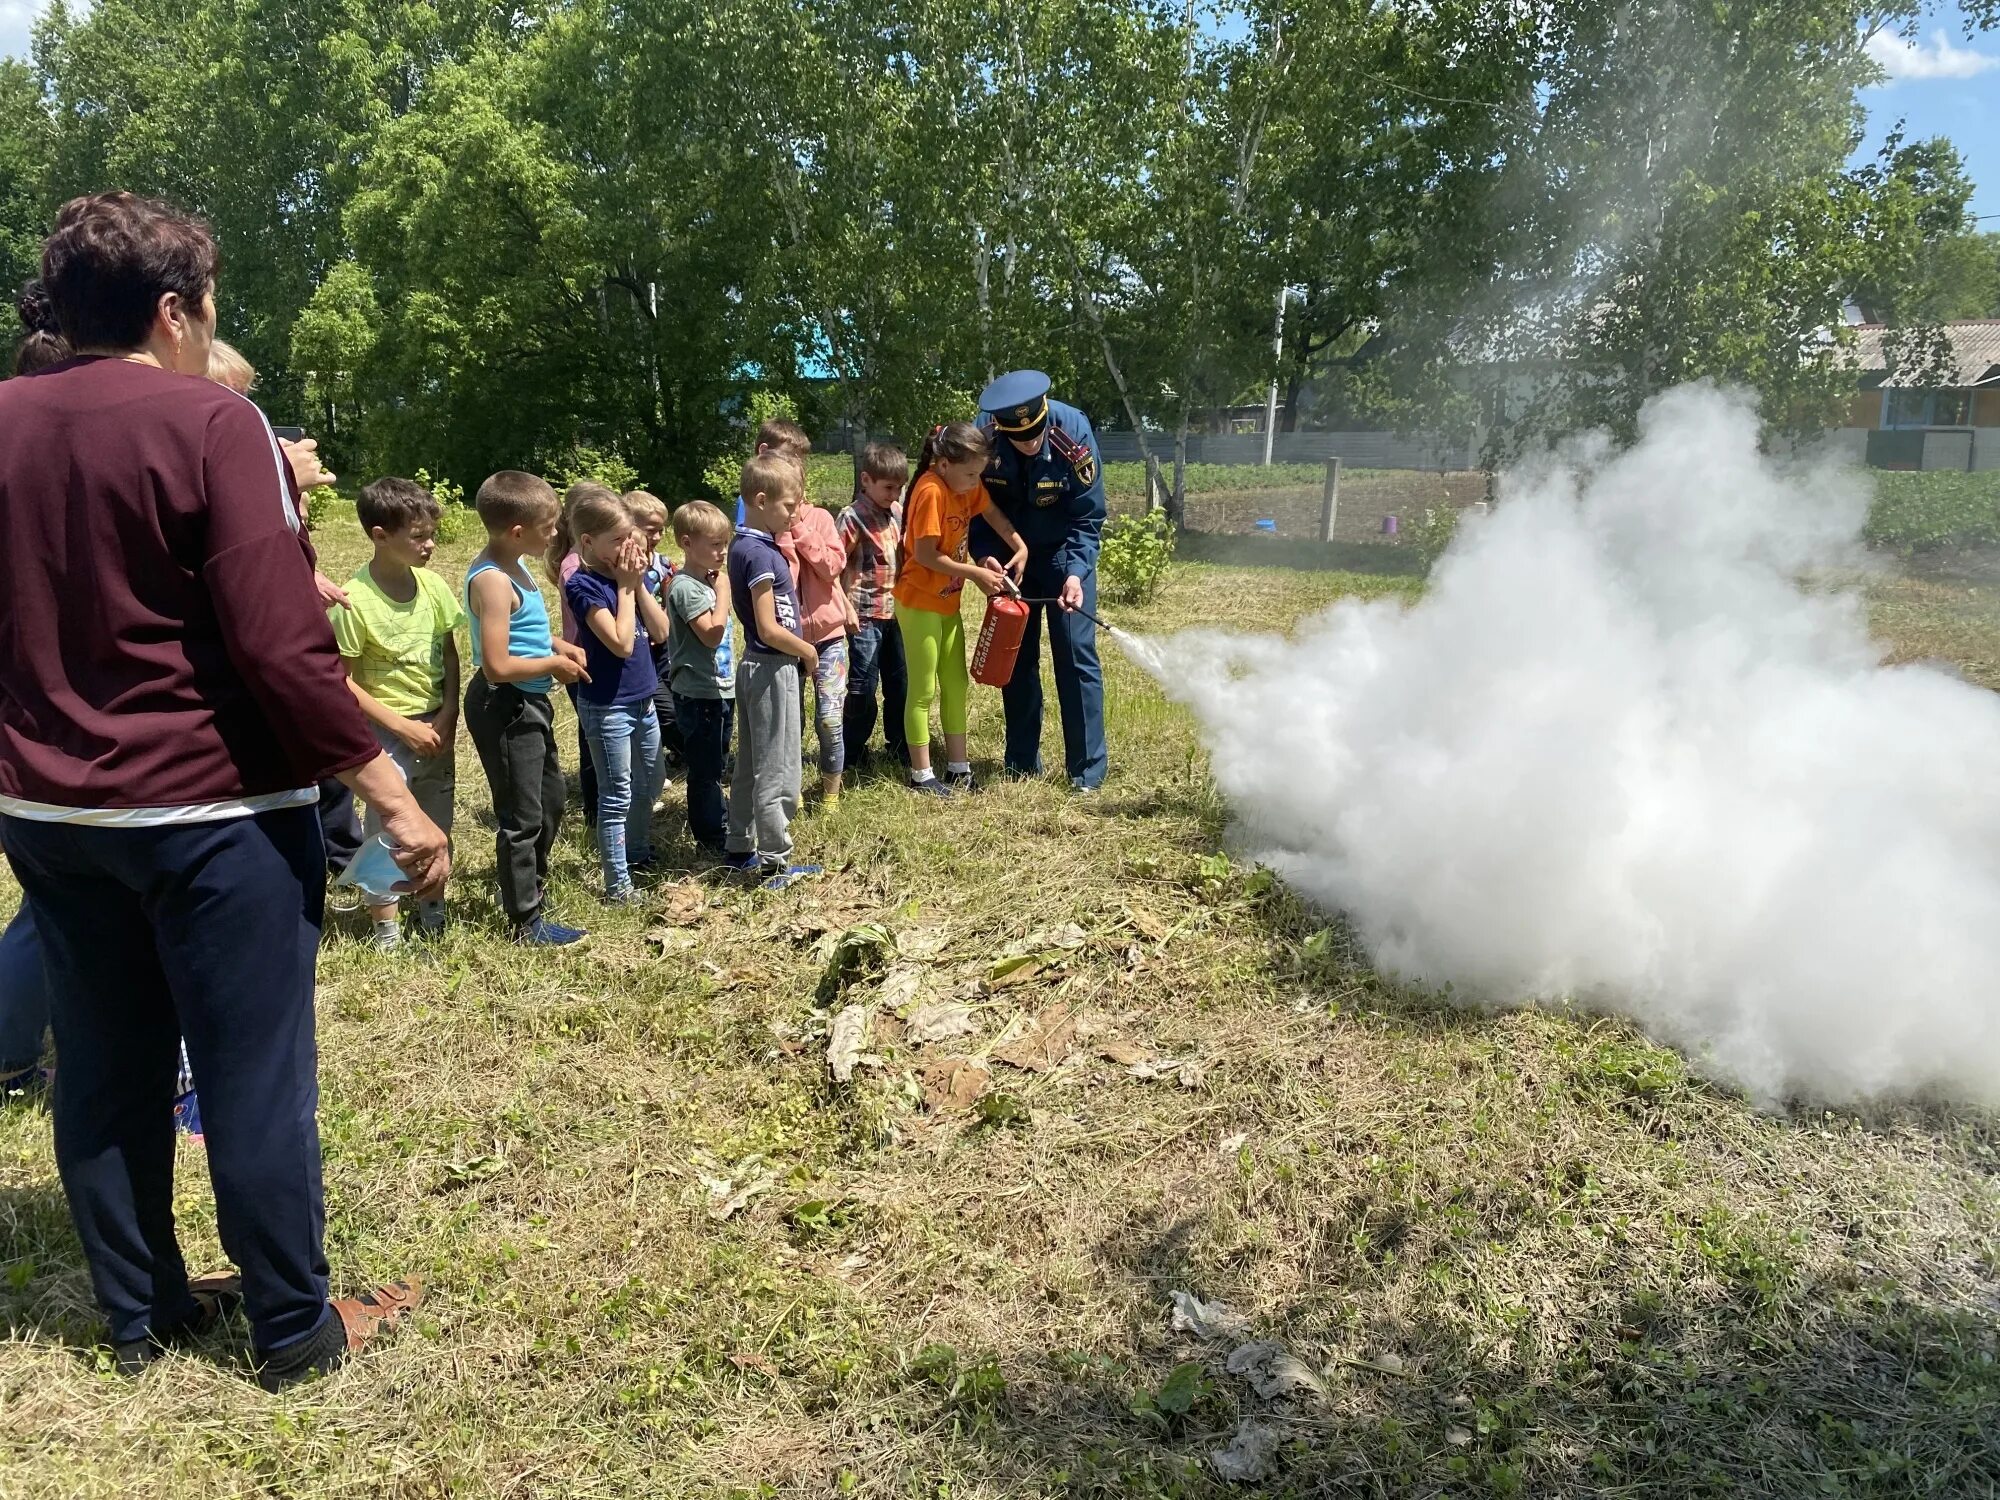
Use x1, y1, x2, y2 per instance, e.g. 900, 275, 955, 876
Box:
892, 421, 1028, 794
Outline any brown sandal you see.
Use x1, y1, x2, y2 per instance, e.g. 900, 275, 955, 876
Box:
332, 1276, 424, 1350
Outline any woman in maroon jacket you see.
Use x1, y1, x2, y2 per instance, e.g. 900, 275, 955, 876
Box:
0, 193, 449, 1390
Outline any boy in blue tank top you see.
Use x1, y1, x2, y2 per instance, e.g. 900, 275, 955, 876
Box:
463, 472, 593, 945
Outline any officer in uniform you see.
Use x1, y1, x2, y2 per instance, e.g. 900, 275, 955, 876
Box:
969, 370, 1108, 790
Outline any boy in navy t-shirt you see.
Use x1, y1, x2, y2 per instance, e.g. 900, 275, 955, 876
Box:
726, 454, 821, 886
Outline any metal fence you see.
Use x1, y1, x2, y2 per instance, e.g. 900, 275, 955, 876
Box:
1092, 430, 1479, 469
816, 426, 1481, 471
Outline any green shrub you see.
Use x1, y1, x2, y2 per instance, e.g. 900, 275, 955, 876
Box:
702, 390, 808, 500
1099, 509, 1176, 604
433, 506, 480, 544
700, 390, 800, 496
699, 451, 738, 502
415, 467, 480, 543
803, 453, 854, 508
1865, 470, 2000, 551
305, 485, 349, 531
1409, 504, 1461, 570
554, 445, 641, 494
747, 389, 800, 432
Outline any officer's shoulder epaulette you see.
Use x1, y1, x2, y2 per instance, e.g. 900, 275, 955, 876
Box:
1046, 425, 1097, 487
1047, 424, 1098, 487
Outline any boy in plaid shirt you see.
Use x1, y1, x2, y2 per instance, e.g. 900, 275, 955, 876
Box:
838, 442, 909, 770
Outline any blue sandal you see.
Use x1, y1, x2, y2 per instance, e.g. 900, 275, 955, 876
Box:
762, 863, 824, 892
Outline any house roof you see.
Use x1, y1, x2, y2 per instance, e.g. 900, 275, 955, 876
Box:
1848, 321, 2000, 388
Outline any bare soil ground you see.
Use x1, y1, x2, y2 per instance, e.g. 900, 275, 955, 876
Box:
1137, 472, 1490, 546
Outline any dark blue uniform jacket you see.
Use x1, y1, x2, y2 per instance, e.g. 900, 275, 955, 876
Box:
974, 398, 1107, 579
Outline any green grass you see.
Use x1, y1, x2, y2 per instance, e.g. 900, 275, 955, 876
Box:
1866, 470, 2000, 553
1, 530, 1997, 1497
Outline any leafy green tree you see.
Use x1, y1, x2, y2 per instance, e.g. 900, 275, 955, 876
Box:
289, 259, 382, 463
35, 0, 532, 410
1859, 228, 2000, 322
19, 0, 1989, 472
333, 0, 788, 491
1396, 0, 1984, 447
0, 62, 51, 312
695, 0, 982, 450
1253, 0, 1533, 435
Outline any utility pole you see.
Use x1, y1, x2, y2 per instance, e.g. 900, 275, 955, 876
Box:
1318, 456, 1341, 542
1262, 285, 1284, 465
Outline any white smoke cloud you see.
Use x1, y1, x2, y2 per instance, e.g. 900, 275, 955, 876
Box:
1864, 29, 1998, 82
1127, 385, 2000, 1107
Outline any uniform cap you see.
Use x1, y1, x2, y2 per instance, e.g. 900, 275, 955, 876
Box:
980, 369, 1051, 437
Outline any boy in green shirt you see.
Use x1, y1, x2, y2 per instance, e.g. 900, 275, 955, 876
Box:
330, 477, 466, 950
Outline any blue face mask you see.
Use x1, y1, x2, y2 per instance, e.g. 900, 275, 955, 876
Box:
333, 835, 406, 901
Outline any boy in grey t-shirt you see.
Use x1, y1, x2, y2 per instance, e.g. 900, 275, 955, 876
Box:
666, 502, 736, 852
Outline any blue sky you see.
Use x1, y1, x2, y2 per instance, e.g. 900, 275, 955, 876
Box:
0, 3, 38, 63
1, 2, 1994, 221
1860, 5, 1999, 221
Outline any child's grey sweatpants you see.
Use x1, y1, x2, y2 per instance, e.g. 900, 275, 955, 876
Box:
728, 653, 801, 863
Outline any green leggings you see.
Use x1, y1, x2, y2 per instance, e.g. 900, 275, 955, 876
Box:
898, 606, 968, 748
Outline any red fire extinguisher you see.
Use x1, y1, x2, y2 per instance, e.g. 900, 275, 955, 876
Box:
971, 592, 1031, 687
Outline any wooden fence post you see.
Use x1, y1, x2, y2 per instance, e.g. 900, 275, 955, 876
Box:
1145, 453, 1163, 514
1318, 456, 1342, 542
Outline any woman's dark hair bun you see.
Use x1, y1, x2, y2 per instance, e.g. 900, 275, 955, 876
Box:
17, 280, 59, 336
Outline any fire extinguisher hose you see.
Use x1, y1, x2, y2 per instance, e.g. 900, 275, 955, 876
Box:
996, 575, 1110, 632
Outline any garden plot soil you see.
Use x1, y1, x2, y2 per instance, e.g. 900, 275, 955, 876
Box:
1118, 470, 1490, 544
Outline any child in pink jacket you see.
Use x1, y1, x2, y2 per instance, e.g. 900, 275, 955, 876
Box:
779, 501, 856, 799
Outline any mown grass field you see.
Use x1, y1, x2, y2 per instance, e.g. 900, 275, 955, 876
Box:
1, 524, 1998, 1499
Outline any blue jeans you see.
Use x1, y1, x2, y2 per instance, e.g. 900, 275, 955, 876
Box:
0, 905, 50, 1073
844, 617, 908, 766
811, 636, 849, 777
579, 698, 661, 894
674, 693, 734, 849
0, 807, 334, 1354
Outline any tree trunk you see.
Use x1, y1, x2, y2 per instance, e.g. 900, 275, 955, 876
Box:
1170, 393, 1191, 530
972, 222, 993, 384
1281, 301, 1317, 432
849, 371, 868, 476
1061, 238, 1154, 468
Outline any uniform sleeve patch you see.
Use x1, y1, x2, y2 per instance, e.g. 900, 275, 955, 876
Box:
1049, 427, 1098, 487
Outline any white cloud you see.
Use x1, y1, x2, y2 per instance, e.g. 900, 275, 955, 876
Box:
1866, 29, 2000, 82
0, 2, 45, 62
